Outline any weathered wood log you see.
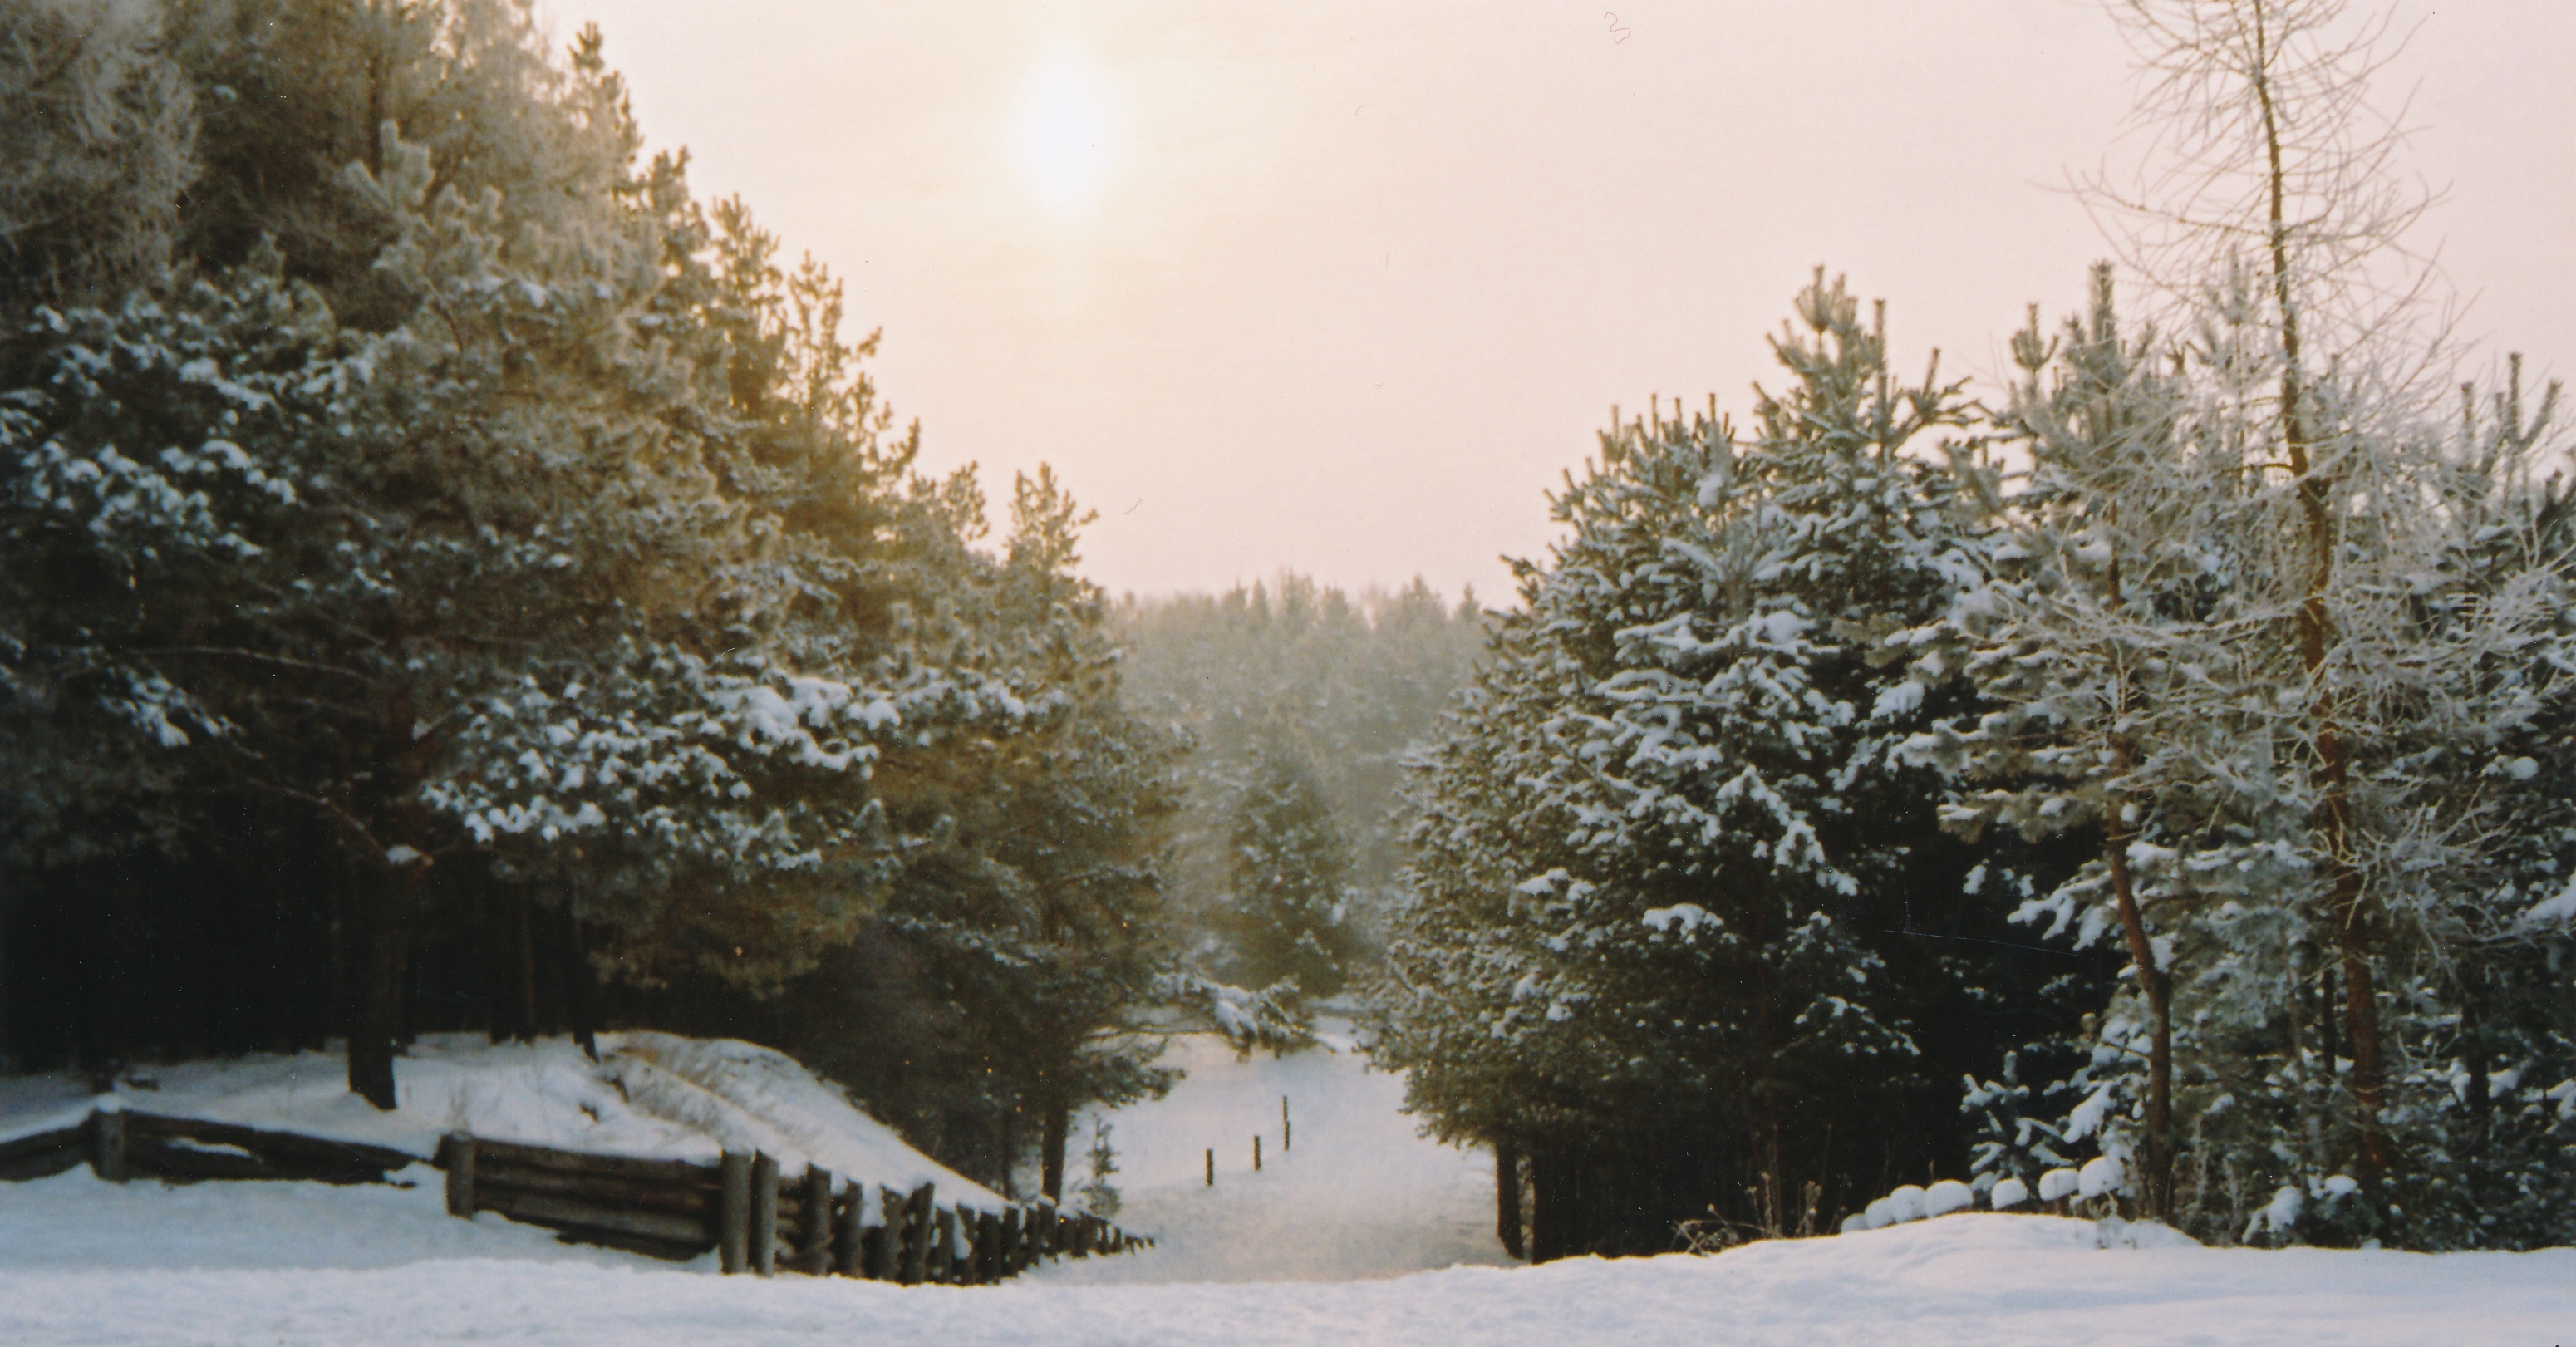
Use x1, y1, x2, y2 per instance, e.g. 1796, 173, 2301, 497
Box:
122, 1112, 416, 1177
748, 1152, 779, 1275
717, 1151, 750, 1274
996, 1205, 1024, 1273
469, 1163, 715, 1216
0, 1125, 86, 1182
797, 1166, 833, 1274
897, 1182, 933, 1285
928, 1204, 956, 1282
445, 1133, 476, 1217
976, 1208, 1001, 1283
91, 1109, 127, 1183
476, 1187, 710, 1246
126, 1134, 275, 1182
868, 1187, 902, 1281
833, 1187, 865, 1276
459, 1137, 716, 1187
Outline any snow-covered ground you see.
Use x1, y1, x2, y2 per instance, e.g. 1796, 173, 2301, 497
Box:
1029, 1019, 1512, 1283
0, 1031, 999, 1205
5, 1024, 2572, 1345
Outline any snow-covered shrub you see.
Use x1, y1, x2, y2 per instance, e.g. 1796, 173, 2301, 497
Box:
1923, 1180, 1974, 1217
1989, 1177, 2030, 1211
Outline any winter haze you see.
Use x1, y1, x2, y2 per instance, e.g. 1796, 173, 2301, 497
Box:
549, 0, 2574, 601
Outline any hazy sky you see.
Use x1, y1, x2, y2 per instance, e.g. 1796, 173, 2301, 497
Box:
548, 1, 2574, 603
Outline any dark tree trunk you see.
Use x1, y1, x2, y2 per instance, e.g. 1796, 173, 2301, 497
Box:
348, 862, 422, 1110
562, 902, 595, 1059
515, 884, 538, 1044
1040, 1095, 1069, 1202
1494, 1131, 1526, 1259
1529, 1143, 1574, 1262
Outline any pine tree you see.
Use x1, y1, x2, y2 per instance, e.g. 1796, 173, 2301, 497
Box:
1228, 745, 1359, 999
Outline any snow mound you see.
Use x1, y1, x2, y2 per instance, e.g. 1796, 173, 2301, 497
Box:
0, 1032, 1000, 1210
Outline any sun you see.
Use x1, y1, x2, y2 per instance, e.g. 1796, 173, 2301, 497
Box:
1013, 53, 1114, 220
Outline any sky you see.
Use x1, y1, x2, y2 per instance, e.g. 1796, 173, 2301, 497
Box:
545, 1, 2574, 605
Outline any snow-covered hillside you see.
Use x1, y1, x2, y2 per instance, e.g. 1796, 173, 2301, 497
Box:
0, 1031, 999, 1206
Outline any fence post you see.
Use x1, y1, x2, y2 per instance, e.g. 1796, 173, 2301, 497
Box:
930, 1205, 956, 1282
748, 1153, 779, 1275
999, 1204, 1025, 1272
718, 1150, 751, 1274
1204, 1148, 1213, 1187
974, 1208, 1000, 1283
868, 1187, 902, 1280
834, 1183, 865, 1276
1284, 1094, 1291, 1152
799, 1165, 833, 1274
897, 1182, 934, 1284
90, 1109, 127, 1184
1254, 1135, 1262, 1172
443, 1133, 477, 1217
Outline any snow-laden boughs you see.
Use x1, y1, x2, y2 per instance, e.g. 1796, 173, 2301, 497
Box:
1371, 273, 2009, 1253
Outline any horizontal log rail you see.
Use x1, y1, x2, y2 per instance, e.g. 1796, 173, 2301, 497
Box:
1, 1108, 1155, 1281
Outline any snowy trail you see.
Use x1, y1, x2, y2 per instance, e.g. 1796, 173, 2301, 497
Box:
1028, 1020, 1513, 1284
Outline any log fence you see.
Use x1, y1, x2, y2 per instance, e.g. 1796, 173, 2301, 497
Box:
1, 1106, 1149, 1283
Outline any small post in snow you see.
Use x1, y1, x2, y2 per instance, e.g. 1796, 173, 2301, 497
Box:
748, 1152, 779, 1275
717, 1150, 750, 1273
1204, 1147, 1214, 1187
90, 1109, 127, 1184
1254, 1134, 1262, 1172
1283, 1094, 1291, 1151
442, 1132, 476, 1217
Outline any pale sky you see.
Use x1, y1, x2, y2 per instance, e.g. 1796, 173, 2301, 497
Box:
548, 1, 2575, 604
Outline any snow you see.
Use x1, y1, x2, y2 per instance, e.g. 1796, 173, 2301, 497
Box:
5, 1025, 2574, 1344
0, 1032, 1001, 1209
1029, 1020, 1511, 1284
1988, 1176, 2030, 1210
4, 1200, 2570, 1345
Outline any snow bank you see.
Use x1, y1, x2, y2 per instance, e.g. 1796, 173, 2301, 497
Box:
2, 1207, 2568, 1346
0, 1032, 1000, 1208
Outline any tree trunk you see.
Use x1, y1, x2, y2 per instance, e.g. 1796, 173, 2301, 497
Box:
1040, 1095, 1069, 1202
2253, 17, 2389, 1185
561, 902, 595, 1059
2102, 819, 2172, 1218
515, 884, 538, 1044
1494, 1131, 1526, 1259
348, 861, 422, 1110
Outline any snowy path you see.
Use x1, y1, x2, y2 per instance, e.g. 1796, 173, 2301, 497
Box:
1027, 1021, 1513, 1283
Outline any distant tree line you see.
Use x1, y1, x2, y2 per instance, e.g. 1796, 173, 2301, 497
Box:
1115, 577, 1487, 999
0, 0, 1205, 1200
1368, 0, 2575, 1256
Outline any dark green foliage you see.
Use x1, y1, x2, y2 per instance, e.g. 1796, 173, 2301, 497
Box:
1226, 747, 1359, 998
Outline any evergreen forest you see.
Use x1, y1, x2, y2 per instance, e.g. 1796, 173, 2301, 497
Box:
2, 0, 2570, 1261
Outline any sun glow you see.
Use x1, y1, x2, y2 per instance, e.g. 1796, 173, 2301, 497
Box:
1013, 53, 1115, 220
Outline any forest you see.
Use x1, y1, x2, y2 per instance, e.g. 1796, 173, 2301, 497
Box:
3, 0, 2571, 1263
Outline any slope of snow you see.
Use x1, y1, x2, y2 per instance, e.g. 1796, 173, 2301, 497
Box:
1029, 1020, 1512, 1283
0, 1032, 1000, 1208
2, 1207, 2569, 1345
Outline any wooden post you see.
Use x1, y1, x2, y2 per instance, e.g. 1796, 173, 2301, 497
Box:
897, 1182, 934, 1284
976, 1208, 1001, 1283
930, 1205, 957, 1282
868, 1187, 902, 1281
718, 1151, 751, 1274
443, 1132, 477, 1218
999, 1205, 1025, 1272
1283, 1094, 1291, 1152
748, 1152, 779, 1275
1204, 1148, 1214, 1187
800, 1165, 833, 1274
834, 1185, 865, 1276
1254, 1134, 1262, 1172
91, 1109, 127, 1184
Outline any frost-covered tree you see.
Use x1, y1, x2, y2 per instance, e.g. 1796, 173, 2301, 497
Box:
1374, 273, 2010, 1254
1226, 745, 1360, 999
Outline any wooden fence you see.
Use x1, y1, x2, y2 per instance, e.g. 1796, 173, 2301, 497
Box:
2, 1107, 1146, 1282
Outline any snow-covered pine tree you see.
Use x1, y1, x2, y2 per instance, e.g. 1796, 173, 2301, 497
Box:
1376, 273, 1999, 1252
1227, 745, 1360, 999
